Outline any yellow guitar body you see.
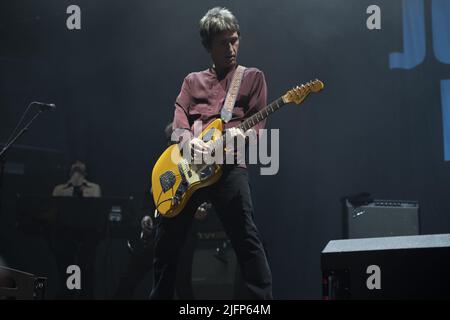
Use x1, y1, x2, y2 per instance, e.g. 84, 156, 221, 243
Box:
151, 79, 324, 218
151, 118, 224, 217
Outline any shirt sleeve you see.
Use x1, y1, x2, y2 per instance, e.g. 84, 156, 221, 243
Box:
93, 184, 101, 198
247, 70, 268, 134
172, 75, 194, 146
173, 75, 192, 132
52, 185, 63, 196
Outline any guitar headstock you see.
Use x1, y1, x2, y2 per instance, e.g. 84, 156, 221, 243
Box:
282, 79, 324, 104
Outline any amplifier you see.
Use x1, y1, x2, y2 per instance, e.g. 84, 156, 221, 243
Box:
343, 199, 420, 239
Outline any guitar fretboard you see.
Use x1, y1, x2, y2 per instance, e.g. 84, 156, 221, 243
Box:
236, 97, 285, 132
209, 96, 286, 150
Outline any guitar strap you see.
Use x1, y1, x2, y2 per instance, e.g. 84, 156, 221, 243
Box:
220, 65, 246, 123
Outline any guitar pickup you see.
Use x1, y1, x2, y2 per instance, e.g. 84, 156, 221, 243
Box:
178, 163, 192, 181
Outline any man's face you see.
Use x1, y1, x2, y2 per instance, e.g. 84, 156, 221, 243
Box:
209, 30, 240, 72
70, 161, 86, 178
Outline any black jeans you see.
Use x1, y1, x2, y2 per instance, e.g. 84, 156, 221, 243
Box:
150, 166, 273, 299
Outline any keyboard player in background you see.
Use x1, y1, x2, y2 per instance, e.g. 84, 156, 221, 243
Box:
53, 161, 101, 198
49, 160, 101, 299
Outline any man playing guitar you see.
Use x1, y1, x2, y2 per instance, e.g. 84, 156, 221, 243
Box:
150, 7, 273, 299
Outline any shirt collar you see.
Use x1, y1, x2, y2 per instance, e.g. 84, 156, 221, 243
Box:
210, 64, 238, 80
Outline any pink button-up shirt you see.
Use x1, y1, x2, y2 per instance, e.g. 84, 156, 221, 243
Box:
172, 65, 268, 136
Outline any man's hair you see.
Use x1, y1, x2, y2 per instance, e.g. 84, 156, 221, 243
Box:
199, 7, 240, 50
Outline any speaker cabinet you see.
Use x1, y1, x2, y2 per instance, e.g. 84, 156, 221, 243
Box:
191, 239, 239, 300
321, 234, 450, 299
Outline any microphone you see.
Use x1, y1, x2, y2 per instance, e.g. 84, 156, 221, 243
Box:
32, 101, 56, 111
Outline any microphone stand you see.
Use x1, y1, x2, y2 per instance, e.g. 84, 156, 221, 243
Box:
0, 109, 45, 217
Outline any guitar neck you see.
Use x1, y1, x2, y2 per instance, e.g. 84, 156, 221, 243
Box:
209, 96, 286, 151
236, 97, 286, 132
209, 79, 323, 149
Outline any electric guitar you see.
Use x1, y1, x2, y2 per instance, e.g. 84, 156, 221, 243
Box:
152, 79, 324, 217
